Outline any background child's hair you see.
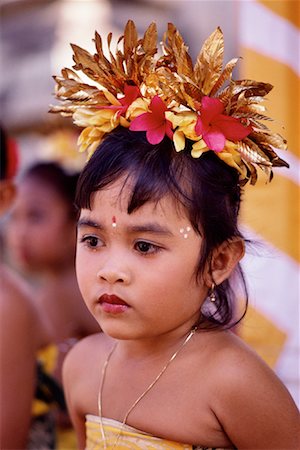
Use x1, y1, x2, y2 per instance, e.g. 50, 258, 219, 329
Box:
76, 127, 248, 329
23, 162, 79, 221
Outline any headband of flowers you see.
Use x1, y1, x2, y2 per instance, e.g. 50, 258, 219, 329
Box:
50, 20, 289, 185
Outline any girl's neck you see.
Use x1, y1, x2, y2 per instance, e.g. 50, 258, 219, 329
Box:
110, 323, 197, 362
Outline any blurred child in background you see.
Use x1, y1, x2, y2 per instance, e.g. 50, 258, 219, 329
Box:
4, 160, 99, 448
0, 127, 41, 449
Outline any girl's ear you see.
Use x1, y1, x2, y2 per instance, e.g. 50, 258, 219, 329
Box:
205, 238, 245, 287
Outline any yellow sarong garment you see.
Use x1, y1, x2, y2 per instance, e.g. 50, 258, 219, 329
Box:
85, 415, 229, 450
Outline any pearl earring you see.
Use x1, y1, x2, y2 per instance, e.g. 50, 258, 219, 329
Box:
209, 282, 216, 302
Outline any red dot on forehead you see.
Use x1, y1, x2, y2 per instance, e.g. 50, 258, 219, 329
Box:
112, 216, 117, 228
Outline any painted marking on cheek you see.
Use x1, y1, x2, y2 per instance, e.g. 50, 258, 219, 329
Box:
112, 216, 117, 228
179, 226, 191, 239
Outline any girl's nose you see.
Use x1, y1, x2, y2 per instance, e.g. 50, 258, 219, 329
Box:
96, 261, 130, 285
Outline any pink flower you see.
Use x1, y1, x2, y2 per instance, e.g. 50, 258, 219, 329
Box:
130, 95, 173, 144
195, 96, 252, 152
98, 84, 141, 117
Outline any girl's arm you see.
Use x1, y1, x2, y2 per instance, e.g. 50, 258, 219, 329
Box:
0, 277, 37, 449
62, 338, 92, 450
213, 346, 300, 449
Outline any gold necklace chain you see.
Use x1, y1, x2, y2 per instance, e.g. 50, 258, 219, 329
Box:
97, 327, 197, 449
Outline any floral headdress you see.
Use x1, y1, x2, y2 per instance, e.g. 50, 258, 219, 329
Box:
50, 20, 289, 185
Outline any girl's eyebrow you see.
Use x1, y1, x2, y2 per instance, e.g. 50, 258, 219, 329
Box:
128, 223, 174, 236
77, 218, 173, 236
77, 218, 104, 230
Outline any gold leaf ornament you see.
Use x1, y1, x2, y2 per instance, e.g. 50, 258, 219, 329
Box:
50, 20, 289, 185
194, 27, 224, 95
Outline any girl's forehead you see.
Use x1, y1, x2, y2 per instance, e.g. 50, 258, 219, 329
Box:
89, 182, 188, 222
20, 178, 59, 199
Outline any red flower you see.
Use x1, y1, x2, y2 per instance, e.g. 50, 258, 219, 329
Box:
98, 84, 141, 117
129, 95, 173, 144
195, 96, 252, 152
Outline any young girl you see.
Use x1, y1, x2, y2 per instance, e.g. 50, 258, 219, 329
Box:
0, 127, 41, 449
6, 162, 98, 351
52, 22, 300, 449
5, 161, 99, 448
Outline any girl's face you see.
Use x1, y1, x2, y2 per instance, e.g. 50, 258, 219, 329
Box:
76, 179, 208, 340
6, 177, 76, 273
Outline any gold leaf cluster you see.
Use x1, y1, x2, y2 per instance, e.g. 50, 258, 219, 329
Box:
50, 20, 289, 185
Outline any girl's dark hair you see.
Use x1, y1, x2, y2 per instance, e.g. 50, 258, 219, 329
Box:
23, 162, 79, 221
76, 127, 248, 329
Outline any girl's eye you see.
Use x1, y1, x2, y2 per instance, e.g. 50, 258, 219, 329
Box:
134, 241, 160, 255
79, 235, 101, 249
28, 210, 47, 223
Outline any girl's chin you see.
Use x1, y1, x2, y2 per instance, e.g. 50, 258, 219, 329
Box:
97, 321, 142, 341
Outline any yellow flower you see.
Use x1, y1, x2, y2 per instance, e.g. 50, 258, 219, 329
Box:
165, 111, 196, 128
216, 140, 246, 176
166, 111, 199, 151
119, 116, 130, 128
78, 126, 105, 158
127, 97, 150, 120
191, 139, 209, 158
173, 130, 186, 152
103, 90, 121, 106
73, 107, 119, 131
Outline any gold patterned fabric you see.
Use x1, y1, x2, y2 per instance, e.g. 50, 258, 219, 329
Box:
85, 415, 228, 450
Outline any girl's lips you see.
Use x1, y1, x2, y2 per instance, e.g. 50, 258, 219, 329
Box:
98, 294, 129, 314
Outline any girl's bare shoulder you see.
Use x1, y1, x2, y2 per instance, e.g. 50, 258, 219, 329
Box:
63, 332, 113, 379
189, 328, 298, 422
62, 332, 116, 417
191, 329, 300, 448
0, 265, 38, 338
192, 328, 288, 390
193, 328, 270, 367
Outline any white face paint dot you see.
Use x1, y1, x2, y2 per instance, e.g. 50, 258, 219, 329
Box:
179, 226, 191, 239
